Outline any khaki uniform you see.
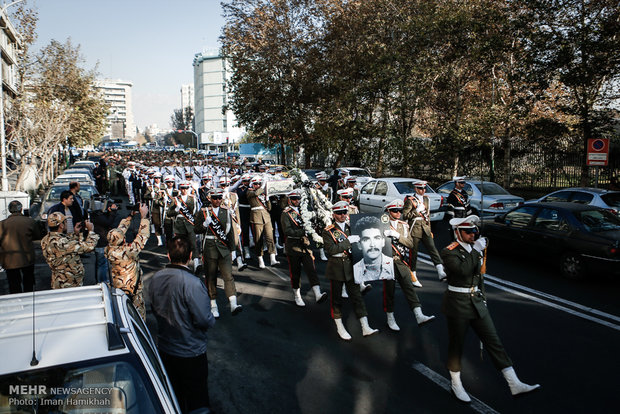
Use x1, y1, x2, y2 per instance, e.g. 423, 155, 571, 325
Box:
41, 231, 99, 289
403, 195, 443, 269
247, 187, 275, 256
195, 206, 237, 299
281, 206, 319, 289
440, 241, 512, 371
322, 223, 367, 320
383, 220, 422, 312
144, 182, 164, 233
168, 194, 199, 258
105, 217, 151, 319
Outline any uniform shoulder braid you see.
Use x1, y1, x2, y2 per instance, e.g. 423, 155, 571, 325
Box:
447, 241, 460, 250
325, 224, 335, 231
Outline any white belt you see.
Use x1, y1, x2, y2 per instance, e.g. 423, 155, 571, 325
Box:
454, 206, 466, 210
239, 204, 250, 208
251, 206, 264, 210
204, 235, 216, 240
448, 285, 479, 293
331, 253, 345, 258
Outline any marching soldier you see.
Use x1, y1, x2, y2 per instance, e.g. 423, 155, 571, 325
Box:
168, 181, 200, 270
247, 176, 279, 268
41, 212, 99, 289
159, 175, 177, 242
441, 215, 540, 402
220, 176, 247, 270
281, 190, 327, 307
323, 201, 378, 341
381, 200, 434, 331
144, 171, 164, 246
446, 176, 471, 219
315, 172, 332, 201
233, 174, 253, 260
195, 188, 243, 318
345, 176, 360, 208
402, 180, 447, 280
105, 203, 151, 319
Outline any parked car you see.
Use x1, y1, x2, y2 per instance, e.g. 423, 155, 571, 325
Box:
54, 173, 96, 186
358, 178, 445, 221
529, 187, 620, 216
72, 160, 97, 170
0, 284, 181, 412
482, 202, 620, 279
334, 167, 373, 187
31, 183, 101, 224
436, 180, 524, 217
301, 169, 324, 180
62, 167, 95, 179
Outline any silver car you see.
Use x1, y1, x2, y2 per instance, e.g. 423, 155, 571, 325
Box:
436, 180, 524, 217
529, 187, 620, 216
359, 178, 445, 221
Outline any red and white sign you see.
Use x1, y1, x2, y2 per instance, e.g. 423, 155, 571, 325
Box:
586, 138, 609, 166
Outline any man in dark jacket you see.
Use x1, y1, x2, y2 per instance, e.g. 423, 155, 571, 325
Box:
0, 201, 42, 293
92, 201, 121, 283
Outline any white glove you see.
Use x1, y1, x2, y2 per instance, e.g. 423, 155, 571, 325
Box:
348, 235, 360, 243
202, 216, 212, 229
384, 229, 400, 239
175, 205, 181, 213
473, 237, 488, 252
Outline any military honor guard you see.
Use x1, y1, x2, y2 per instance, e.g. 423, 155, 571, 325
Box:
247, 176, 279, 268
441, 215, 540, 402
160, 175, 177, 241
194, 188, 243, 318
323, 201, 378, 341
168, 181, 200, 270
446, 176, 471, 219
144, 171, 164, 246
220, 176, 247, 270
381, 200, 434, 331
402, 180, 447, 280
281, 190, 327, 307
234, 174, 253, 260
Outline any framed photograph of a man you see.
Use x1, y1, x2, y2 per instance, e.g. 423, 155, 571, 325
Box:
350, 214, 395, 283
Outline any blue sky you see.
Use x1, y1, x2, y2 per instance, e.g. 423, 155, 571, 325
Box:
28, 0, 226, 131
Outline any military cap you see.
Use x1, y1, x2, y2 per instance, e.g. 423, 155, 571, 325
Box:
453, 176, 467, 183
219, 177, 231, 185
47, 212, 67, 227
345, 176, 357, 183
384, 199, 404, 211
178, 181, 191, 189
250, 176, 262, 184
449, 215, 480, 229
337, 188, 354, 197
414, 180, 427, 188
164, 175, 175, 183
287, 189, 302, 198
210, 188, 224, 196
332, 201, 349, 212
153, 172, 162, 178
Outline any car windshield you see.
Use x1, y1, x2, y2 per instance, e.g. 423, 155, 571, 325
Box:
394, 181, 434, 194
476, 183, 510, 195
46, 187, 97, 201
577, 210, 620, 232
0, 359, 163, 413
347, 169, 371, 177
601, 192, 620, 208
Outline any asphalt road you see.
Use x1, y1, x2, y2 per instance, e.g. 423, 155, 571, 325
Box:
2, 212, 619, 414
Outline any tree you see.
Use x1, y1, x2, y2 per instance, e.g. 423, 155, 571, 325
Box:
170, 108, 185, 130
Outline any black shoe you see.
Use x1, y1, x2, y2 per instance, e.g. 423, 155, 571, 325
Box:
194, 265, 203, 276
232, 305, 243, 316
238, 263, 247, 272
361, 284, 372, 295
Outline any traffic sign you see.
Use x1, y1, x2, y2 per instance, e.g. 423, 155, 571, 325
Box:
586, 138, 609, 166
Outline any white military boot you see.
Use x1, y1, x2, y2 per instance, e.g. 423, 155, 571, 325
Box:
236, 255, 247, 271
359, 316, 379, 336
502, 367, 540, 396
150, 224, 156, 234
257, 256, 266, 269
156, 235, 163, 246
334, 318, 352, 341
293, 288, 306, 307
319, 248, 328, 261
229, 295, 243, 315
210, 299, 219, 319
270, 253, 280, 265
193, 257, 201, 271
386, 312, 400, 331
312, 285, 327, 303
411, 270, 422, 287
244, 246, 251, 259
436, 264, 447, 280
449, 371, 471, 402
341, 285, 349, 298
414, 307, 435, 325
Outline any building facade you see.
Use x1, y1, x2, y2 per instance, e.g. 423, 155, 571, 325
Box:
94, 79, 136, 139
0, 9, 20, 100
192, 50, 244, 150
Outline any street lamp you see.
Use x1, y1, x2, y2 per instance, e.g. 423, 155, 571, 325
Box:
0, 0, 26, 191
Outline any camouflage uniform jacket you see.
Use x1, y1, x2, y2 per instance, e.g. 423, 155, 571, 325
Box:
41, 231, 99, 289
105, 217, 150, 319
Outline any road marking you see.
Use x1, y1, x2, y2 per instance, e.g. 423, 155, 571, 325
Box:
265, 266, 289, 282
418, 253, 620, 331
411, 362, 500, 414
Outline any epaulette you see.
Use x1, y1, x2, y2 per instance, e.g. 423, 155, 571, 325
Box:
398, 220, 408, 226
325, 224, 335, 230
447, 242, 459, 250
284, 206, 292, 212
221, 206, 229, 209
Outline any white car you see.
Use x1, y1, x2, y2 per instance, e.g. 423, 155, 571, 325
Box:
436, 180, 524, 217
0, 284, 181, 413
334, 167, 373, 187
529, 187, 620, 216
358, 178, 445, 221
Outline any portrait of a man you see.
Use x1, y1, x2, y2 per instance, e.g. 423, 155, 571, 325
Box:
351, 215, 394, 283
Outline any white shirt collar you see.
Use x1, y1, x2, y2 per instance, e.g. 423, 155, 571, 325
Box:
337, 221, 346, 232
458, 240, 472, 253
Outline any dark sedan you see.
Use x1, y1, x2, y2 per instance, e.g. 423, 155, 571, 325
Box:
481, 202, 620, 279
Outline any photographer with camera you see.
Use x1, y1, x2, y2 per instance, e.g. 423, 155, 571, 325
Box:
105, 202, 151, 319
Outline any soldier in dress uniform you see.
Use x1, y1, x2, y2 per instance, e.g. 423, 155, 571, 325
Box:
105, 203, 150, 319
345, 176, 360, 208
159, 175, 177, 242
144, 171, 164, 246
441, 215, 540, 402
281, 190, 327, 307
247, 176, 279, 268
233, 174, 253, 260
446, 176, 471, 219
323, 201, 378, 341
198, 173, 213, 207
315, 172, 332, 202
41, 212, 99, 289
168, 181, 200, 270
402, 180, 447, 280
220, 176, 247, 271
194, 188, 243, 318
381, 199, 434, 331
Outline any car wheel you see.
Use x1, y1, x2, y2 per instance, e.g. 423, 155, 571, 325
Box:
560, 252, 585, 280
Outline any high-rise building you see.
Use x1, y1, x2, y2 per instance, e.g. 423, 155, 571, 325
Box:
180, 84, 194, 111
94, 79, 136, 139
0, 10, 20, 100
193, 50, 244, 149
